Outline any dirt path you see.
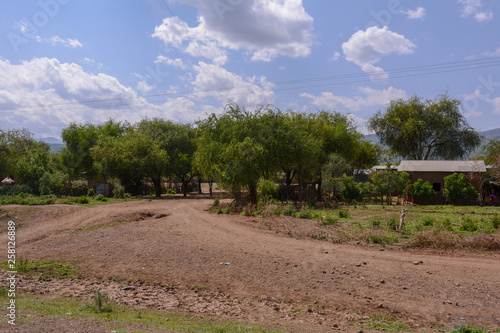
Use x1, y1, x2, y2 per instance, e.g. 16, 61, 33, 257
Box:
1, 199, 499, 332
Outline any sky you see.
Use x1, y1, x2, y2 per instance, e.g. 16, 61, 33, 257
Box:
1, 0, 500, 140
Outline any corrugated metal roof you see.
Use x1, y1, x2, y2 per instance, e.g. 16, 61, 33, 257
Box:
397, 160, 486, 173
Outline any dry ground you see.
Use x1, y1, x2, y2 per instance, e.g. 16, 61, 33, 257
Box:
1, 197, 499, 332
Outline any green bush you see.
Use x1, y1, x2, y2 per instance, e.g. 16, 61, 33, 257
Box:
95, 194, 107, 202
338, 209, 349, 219
340, 177, 363, 203
320, 215, 338, 226
421, 216, 435, 227
75, 196, 90, 204
113, 183, 125, 198
443, 173, 478, 204
87, 188, 95, 197
257, 179, 277, 202
491, 215, 500, 229
411, 179, 436, 205
460, 217, 478, 232
166, 189, 177, 195
387, 217, 398, 230
71, 182, 89, 197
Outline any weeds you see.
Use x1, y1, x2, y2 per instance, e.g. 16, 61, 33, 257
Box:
88, 289, 113, 313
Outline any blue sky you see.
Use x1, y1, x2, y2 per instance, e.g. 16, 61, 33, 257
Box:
1, 0, 500, 139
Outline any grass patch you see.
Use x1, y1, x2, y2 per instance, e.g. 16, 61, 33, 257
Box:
360, 314, 412, 332
0, 294, 282, 332
0, 258, 77, 280
75, 221, 122, 232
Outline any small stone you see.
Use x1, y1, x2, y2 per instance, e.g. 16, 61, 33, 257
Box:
121, 286, 136, 291
377, 303, 384, 308
413, 261, 420, 265
380, 279, 385, 284
332, 323, 338, 328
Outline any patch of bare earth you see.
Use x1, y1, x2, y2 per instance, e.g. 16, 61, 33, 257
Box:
1, 198, 499, 332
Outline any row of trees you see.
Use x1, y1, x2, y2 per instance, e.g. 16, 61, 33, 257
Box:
1, 93, 499, 204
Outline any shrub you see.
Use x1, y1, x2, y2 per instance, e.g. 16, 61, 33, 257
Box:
39, 172, 52, 195
213, 197, 220, 207
460, 217, 478, 232
320, 215, 338, 226
113, 183, 125, 198
387, 217, 398, 231
166, 189, 177, 195
257, 179, 277, 202
87, 188, 95, 197
339, 177, 363, 203
75, 196, 89, 204
421, 216, 435, 227
443, 173, 478, 204
491, 215, 500, 229
411, 179, 436, 205
95, 194, 107, 202
338, 209, 349, 219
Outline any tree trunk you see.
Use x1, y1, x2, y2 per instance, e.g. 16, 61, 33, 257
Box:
249, 183, 257, 205
198, 177, 202, 194
316, 177, 322, 201
152, 178, 162, 198
209, 180, 213, 197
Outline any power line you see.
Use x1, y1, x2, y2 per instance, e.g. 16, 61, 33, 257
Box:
1, 57, 500, 114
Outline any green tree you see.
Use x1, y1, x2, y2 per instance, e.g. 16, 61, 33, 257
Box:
411, 179, 436, 205
479, 138, 500, 165
61, 120, 127, 180
368, 93, 481, 160
443, 172, 478, 204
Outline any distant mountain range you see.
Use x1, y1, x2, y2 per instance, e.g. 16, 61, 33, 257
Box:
364, 128, 500, 145
38, 128, 500, 154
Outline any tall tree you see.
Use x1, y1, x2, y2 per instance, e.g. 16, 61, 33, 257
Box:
368, 93, 481, 160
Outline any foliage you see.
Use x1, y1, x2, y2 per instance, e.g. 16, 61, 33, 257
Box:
368, 93, 481, 160
257, 179, 278, 202
411, 179, 436, 204
339, 176, 363, 203
443, 173, 478, 204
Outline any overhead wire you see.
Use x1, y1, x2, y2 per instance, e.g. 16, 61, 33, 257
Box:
1, 56, 500, 114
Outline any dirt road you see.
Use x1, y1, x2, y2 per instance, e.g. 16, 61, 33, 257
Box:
1, 198, 499, 332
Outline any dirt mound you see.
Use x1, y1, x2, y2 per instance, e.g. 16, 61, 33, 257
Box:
1, 199, 499, 332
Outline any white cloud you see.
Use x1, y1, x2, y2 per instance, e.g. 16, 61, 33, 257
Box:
155, 55, 187, 69
330, 51, 341, 62
37, 35, 83, 48
153, 0, 315, 63
404, 7, 426, 19
342, 26, 416, 80
0, 58, 199, 137
488, 97, 500, 115
137, 80, 153, 93
458, 0, 493, 22
301, 87, 407, 112
192, 62, 274, 107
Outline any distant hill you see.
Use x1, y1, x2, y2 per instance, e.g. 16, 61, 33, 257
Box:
364, 128, 500, 144
38, 137, 65, 152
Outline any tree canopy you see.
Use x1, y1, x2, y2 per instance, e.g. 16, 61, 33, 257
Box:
368, 93, 481, 160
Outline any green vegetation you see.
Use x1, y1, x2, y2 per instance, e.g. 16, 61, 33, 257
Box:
0, 258, 77, 280
214, 202, 500, 249
360, 314, 412, 332
0, 294, 281, 332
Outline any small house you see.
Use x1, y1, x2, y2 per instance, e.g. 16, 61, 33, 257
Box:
398, 160, 486, 203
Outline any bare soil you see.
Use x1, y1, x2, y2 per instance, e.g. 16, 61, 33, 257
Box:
1, 197, 499, 332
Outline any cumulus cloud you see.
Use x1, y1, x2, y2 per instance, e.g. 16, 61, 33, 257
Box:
403, 7, 426, 19
0, 58, 199, 137
301, 87, 407, 112
488, 97, 500, 115
153, 0, 315, 63
36, 35, 83, 48
342, 26, 416, 80
191, 62, 274, 108
155, 55, 187, 69
458, 0, 493, 22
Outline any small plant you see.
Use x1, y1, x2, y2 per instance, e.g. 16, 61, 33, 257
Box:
75, 196, 89, 204
461, 217, 478, 232
89, 289, 113, 313
421, 216, 435, 227
371, 219, 381, 229
87, 188, 96, 197
338, 209, 349, 219
320, 215, 338, 226
387, 217, 398, 231
166, 189, 177, 195
491, 215, 500, 230
95, 194, 107, 202
213, 197, 220, 207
